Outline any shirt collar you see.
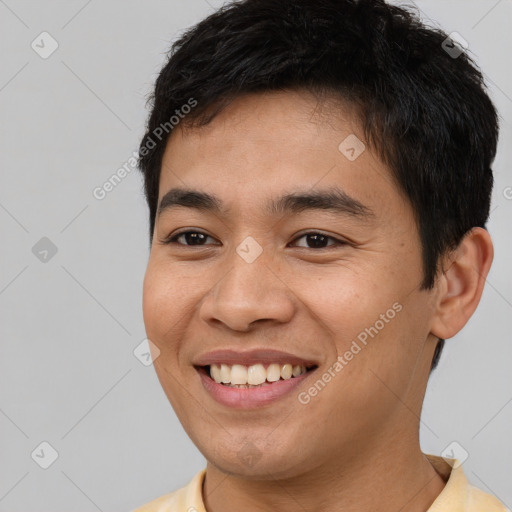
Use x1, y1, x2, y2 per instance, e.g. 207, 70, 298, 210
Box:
190, 453, 467, 511
425, 453, 469, 511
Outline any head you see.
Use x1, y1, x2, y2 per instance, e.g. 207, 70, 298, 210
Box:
139, 0, 497, 479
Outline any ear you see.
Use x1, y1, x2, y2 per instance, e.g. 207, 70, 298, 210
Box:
430, 227, 494, 340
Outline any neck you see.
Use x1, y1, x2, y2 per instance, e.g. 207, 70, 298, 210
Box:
202, 434, 446, 512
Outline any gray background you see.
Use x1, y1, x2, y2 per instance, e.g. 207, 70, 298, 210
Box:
0, 1, 511, 510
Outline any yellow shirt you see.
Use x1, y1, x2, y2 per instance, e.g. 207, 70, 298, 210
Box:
132, 454, 508, 511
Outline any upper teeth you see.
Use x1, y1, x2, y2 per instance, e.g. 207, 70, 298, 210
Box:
209, 363, 307, 385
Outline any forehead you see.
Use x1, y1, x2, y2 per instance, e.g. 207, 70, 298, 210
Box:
167, 90, 361, 160
158, 90, 404, 218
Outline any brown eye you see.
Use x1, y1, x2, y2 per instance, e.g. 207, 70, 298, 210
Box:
291, 232, 346, 249
162, 230, 216, 246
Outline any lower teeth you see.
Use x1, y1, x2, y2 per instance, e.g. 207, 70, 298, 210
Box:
224, 382, 274, 388
222, 378, 299, 388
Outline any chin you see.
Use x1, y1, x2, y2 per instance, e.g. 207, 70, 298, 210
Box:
200, 437, 316, 481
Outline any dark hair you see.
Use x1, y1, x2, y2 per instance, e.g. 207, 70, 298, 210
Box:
138, 0, 499, 371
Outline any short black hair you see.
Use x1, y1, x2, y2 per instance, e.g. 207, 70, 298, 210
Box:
138, 0, 499, 371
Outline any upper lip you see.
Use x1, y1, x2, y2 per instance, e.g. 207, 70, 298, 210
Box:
193, 349, 319, 368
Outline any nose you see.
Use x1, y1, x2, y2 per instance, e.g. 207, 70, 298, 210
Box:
198, 248, 295, 332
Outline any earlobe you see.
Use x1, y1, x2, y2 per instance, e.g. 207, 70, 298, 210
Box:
430, 227, 494, 340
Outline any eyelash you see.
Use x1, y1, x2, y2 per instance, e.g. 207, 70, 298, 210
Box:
160, 230, 347, 249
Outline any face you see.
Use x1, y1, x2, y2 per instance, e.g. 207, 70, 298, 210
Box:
142, 90, 441, 480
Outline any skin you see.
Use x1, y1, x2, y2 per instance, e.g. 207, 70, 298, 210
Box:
142, 89, 493, 512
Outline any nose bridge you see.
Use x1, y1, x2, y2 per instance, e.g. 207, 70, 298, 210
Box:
200, 240, 295, 331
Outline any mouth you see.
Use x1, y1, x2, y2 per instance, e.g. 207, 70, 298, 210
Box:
192, 349, 320, 408
196, 363, 318, 388
194, 361, 319, 409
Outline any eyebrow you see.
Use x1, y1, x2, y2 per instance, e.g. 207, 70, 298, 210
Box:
157, 187, 374, 221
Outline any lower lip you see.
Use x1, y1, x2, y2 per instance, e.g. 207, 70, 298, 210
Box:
197, 367, 315, 409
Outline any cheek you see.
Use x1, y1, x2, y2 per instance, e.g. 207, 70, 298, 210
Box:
142, 259, 190, 346
142, 263, 165, 337
143, 255, 193, 311
293, 265, 395, 341
142, 262, 194, 409
300, 265, 424, 384
329, 291, 432, 417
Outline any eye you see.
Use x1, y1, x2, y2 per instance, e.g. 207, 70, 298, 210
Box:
290, 232, 347, 249
161, 230, 217, 246
160, 230, 347, 249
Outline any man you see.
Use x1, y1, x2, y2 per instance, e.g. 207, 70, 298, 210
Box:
133, 0, 506, 510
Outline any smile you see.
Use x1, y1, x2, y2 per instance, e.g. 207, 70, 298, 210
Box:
195, 362, 318, 409
208, 362, 312, 387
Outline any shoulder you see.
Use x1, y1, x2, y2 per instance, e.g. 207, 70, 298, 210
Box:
467, 483, 509, 511
130, 469, 206, 512
131, 491, 181, 512
424, 454, 508, 512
